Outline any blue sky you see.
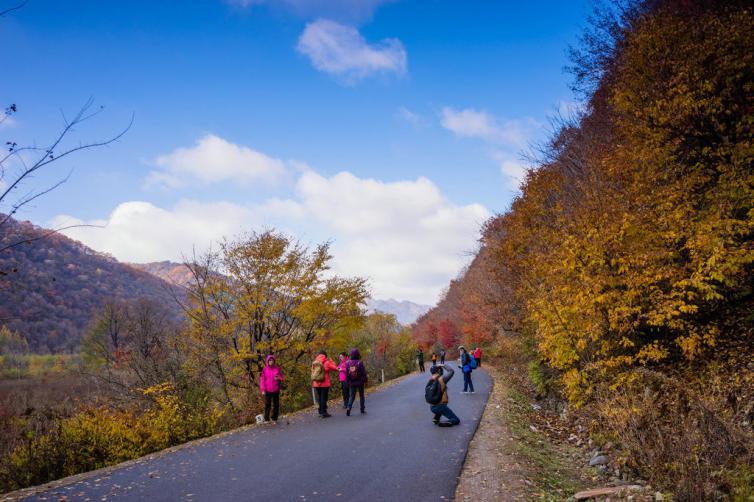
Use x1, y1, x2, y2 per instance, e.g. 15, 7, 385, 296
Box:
1, 0, 588, 304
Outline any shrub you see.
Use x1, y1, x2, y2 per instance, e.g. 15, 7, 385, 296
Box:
0, 383, 226, 493
596, 369, 753, 501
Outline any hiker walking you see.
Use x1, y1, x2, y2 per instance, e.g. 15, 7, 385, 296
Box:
338, 352, 349, 409
259, 354, 284, 422
430, 352, 438, 370
458, 346, 476, 393
473, 346, 482, 367
416, 348, 425, 373
439, 349, 446, 365
311, 351, 339, 418
425, 364, 460, 427
345, 348, 368, 416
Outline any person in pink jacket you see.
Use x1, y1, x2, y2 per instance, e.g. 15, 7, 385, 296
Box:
259, 354, 284, 422
337, 352, 349, 409
311, 351, 339, 418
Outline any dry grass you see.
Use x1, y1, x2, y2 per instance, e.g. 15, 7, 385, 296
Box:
596, 368, 754, 501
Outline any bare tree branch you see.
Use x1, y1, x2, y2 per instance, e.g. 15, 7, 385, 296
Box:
0, 0, 27, 18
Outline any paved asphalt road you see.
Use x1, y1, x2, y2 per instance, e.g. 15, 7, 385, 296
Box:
24, 367, 491, 502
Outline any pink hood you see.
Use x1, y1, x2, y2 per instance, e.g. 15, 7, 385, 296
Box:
259, 355, 283, 393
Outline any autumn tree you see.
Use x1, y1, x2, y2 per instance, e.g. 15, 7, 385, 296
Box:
179, 230, 368, 412
81, 298, 183, 401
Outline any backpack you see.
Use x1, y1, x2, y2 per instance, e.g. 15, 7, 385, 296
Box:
348, 361, 363, 381
425, 378, 443, 405
311, 359, 325, 382
469, 355, 478, 370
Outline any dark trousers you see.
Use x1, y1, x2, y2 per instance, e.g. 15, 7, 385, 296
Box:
341, 381, 349, 407
347, 384, 365, 412
418, 360, 425, 372
264, 391, 280, 421
440, 354, 445, 364
463, 371, 475, 392
431, 404, 460, 425
477, 356, 481, 367
315, 386, 330, 415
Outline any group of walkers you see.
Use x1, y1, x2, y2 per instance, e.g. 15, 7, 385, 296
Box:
258, 349, 369, 423
416, 346, 481, 374
259, 344, 483, 429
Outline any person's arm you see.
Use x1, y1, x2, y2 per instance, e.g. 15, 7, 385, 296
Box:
259, 371, 267, 394
325, 359, 339, 372
442, 366, 455, 383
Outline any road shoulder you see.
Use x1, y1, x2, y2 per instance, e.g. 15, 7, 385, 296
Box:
455, 365, 588, 501
455, 365, 528, 501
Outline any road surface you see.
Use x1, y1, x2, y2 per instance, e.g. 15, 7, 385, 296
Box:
21, 367, 491, 502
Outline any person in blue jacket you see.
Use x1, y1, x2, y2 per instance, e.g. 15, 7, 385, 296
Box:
458, 345, 475, 394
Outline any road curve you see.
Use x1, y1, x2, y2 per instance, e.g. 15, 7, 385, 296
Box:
22, 368, 491, 502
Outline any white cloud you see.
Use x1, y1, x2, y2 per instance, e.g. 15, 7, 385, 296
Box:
440, 107, 535, 149
441, 106, 544, 190
147, 134, 287, 188
50, 200, 260, 263
493, 152, 530, 190
396, 106, 426, 127
53, 170, 488, 305
296, 19, 406, 82
228, 0, 394, 23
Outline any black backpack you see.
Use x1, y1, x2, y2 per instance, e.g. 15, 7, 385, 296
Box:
425, 378, 443, 405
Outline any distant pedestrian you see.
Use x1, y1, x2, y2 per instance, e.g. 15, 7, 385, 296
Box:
458, 346, 475, 393
345, 348, 368, 416
425, 364, 460, 427
338, 352, 349, 408
440, 349, 446, 365
473, 347, 482, 367
416, 348, 425, 373
311, 351, 339, 418
431, 352, 438, 370
259, 354, 284, 422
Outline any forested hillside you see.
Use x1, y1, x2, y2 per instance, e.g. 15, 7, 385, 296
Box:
414, 1, 753, 498
0, 216, 181, 352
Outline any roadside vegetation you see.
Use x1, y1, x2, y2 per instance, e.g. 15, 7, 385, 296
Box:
0, 231, 416, 494
415, 1, 753, 499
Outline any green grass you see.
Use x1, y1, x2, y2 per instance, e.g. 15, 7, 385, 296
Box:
0, 354, 80, 379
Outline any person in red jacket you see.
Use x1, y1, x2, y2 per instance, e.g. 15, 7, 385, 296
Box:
259, 354, 284, 422
311, 351, 339, 418
473, 347, 482, 367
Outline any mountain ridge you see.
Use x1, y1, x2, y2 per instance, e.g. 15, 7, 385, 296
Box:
0, 216, 181, 352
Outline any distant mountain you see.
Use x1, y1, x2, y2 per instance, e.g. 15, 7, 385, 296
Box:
0, 216, 181, 353
128, 261, 194, 288
366, 298, 431, 326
